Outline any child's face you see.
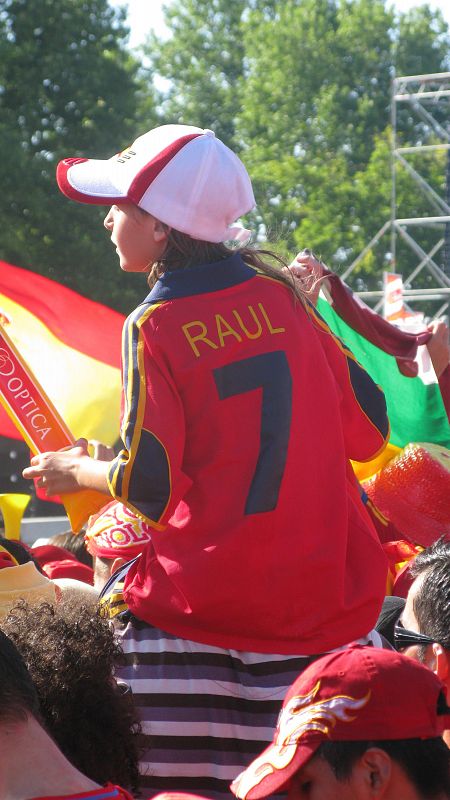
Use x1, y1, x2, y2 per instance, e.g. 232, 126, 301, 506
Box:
104, 204, 168, 272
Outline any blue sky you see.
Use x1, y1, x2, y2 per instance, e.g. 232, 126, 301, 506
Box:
110, 0, 450, 48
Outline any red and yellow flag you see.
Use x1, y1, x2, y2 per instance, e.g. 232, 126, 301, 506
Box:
0, 260, 124, 446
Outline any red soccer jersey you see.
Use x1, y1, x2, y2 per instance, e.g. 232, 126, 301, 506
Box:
108, 254, 389, 653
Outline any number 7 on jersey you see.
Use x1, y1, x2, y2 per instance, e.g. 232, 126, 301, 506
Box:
214, 351, 292, 515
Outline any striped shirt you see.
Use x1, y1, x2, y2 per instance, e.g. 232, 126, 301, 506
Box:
113, 614, 385, 799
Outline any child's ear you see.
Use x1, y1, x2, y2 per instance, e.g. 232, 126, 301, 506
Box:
153, 218, 170, 244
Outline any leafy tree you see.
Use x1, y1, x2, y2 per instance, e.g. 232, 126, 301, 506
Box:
147, 0, 449, 292
0, 0, 158, 312
144, 0, 247, 149
394, 4, 450, 77
238, 1, 450, 277
3, 0, 448, 308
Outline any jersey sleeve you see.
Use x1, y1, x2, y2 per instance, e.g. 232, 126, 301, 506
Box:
107, 305, 191, 529
306, 302, 390, 462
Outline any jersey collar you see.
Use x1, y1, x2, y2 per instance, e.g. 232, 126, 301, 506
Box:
143, 253, 256, 303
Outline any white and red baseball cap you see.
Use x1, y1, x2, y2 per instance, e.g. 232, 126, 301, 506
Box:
56, 124, 255, 243
231, 644, 450, 800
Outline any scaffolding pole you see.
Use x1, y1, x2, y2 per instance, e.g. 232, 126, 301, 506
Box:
346, 71, 450, 319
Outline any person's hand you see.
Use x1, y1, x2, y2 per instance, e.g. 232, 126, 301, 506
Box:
284, 249, 328, 306
22, 438, 91, 496
427, 319, 450, 378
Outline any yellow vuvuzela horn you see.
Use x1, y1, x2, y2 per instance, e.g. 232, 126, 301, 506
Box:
0, 493, 31, 540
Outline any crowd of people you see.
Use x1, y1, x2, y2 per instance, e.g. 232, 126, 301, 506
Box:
0, 124, 448, 798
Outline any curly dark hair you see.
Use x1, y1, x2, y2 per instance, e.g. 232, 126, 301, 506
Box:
1, 599, 143, 791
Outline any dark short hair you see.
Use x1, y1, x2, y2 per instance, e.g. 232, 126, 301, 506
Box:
50, 529, 93, 568
317, 738, 450, 798
0, 629, 40, 722
0, 535, 43, 572
409, 538, 450, 652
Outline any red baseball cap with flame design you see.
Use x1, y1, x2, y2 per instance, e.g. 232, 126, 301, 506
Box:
231, 644, 450, 800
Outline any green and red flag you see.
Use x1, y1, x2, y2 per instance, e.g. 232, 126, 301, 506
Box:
317, 271, 450, 481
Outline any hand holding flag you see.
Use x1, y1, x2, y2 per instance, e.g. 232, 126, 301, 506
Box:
288, 249, 450, 481
426, 319, 450, 378
285, 249, 328, 306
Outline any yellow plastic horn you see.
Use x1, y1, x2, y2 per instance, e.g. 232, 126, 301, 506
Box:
0, 493, 31, 540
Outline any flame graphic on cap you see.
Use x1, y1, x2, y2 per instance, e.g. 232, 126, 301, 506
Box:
232, 681, 370, 799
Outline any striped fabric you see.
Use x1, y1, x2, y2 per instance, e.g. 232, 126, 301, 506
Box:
113, 617, 385, 799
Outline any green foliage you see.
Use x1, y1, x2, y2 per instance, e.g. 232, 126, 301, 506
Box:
148, 0, 450, 288
0, 0, 158, 312
394, 4, 449, 77
1, 0, 449, 312
145, 0, 247, 148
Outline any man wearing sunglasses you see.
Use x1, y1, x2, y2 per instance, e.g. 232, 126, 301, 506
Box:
395, 538, 450, 747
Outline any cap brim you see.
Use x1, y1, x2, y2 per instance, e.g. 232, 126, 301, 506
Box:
85, 539, 148, 560
231, 739, 319, 800
56, 157, 131, 205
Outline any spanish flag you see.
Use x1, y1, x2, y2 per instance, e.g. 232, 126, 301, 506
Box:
0, 260, 124, 446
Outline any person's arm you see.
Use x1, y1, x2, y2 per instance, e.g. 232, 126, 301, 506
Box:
105, 308, 190, 528
305, 303, 390, 463
23, 440, 111, 496
286, 250, 389, 460
426, 319, 450, 378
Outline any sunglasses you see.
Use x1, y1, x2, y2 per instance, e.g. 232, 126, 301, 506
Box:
394, 620, 436, 652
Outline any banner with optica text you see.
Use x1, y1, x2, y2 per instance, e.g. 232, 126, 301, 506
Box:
0, 324, 111, 531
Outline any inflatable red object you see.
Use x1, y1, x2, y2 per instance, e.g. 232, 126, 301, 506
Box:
363, 442, 450, 548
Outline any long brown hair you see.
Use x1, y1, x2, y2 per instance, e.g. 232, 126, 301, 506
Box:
147, 226, 307, 304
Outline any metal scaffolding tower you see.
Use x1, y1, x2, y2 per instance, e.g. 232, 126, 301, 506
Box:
342, 71, 450, 319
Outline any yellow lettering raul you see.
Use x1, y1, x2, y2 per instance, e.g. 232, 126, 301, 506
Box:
258, 303, 285, 335
232, 306, 263, 340
215, 314, 243, 348
182, 321, 218, 358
